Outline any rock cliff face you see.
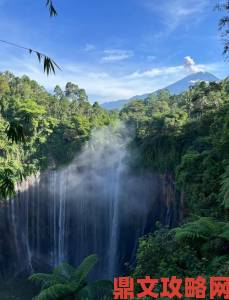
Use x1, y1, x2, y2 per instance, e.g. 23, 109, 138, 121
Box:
0, 126, 182, 281
0, 170, 182, 280
162, 172, 184, 226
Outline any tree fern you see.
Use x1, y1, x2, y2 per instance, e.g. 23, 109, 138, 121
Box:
173, 217, 220, 242
30, 254, 112, 300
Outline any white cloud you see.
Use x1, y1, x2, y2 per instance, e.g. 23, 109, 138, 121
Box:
101, 49, 134, 62
184, 56, 203, 73
127, 65, 184, 79
0, 51, 226, 103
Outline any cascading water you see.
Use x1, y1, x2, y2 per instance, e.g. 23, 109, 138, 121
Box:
108, 155, 123, 278
0, 123, 172, 280
58, 171, 67, 266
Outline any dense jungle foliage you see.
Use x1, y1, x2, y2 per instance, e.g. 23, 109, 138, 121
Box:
120, 78, 229, 295
0, 71, 117, 199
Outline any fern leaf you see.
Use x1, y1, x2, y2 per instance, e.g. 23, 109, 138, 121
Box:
72, 254, 98, 286
53, 262, 76, 280
174, 217, 219, 242
29, 273, 66, 290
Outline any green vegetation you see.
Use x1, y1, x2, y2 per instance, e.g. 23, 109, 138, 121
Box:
30, 254, 112, 300
0, 2, 227, 300
0, 70, 228, 298
0, 71, 117, 199
120, 79, 229, 283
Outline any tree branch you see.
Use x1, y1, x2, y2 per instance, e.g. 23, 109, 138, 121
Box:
46, 0, 57, 17
0, 39, 61, 75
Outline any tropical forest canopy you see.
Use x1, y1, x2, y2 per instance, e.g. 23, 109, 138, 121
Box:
120, 78, 229, 282
0, 71, 117, 198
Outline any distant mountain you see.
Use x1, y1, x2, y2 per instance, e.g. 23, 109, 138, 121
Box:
164, 71, 219, 94
101, 71, 219, 110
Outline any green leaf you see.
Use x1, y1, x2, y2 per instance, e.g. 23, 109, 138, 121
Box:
41, 55, 61, 76
0, 168, 16, 199
72, 254, 98, 286
173, 217, 220, 242
53, 262, 76, 280
29, 273, 65, 290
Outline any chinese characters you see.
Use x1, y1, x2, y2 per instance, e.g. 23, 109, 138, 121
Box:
114, 276, 229, 299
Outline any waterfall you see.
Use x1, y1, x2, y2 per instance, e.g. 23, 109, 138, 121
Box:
108, 155, 123, 277
25, 185, 33, 273
0, 123, 170, 280
52, 172, 57, 266
58, 170, 67, 265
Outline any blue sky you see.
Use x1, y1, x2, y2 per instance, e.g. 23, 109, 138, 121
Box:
0, 0, 228, 102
